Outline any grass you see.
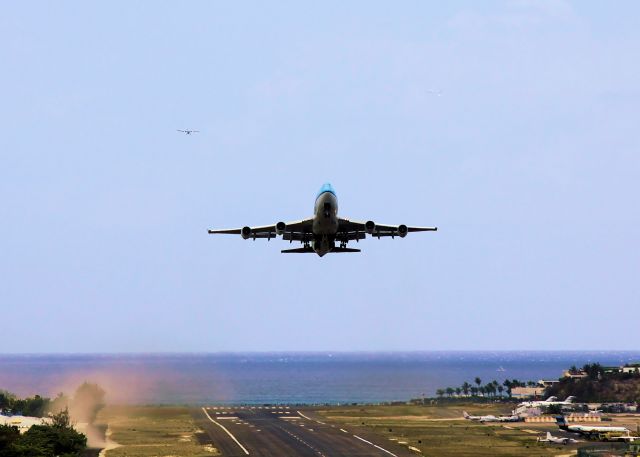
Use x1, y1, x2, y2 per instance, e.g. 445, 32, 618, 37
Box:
316, 403, 577, 457
98, 406, 218, 457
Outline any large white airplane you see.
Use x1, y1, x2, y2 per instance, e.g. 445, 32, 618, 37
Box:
519, 396, 577, 408
208, 183, 437, 256
556, 416, 635, 441
537, 432, 580, 445
463, 411, 519, 422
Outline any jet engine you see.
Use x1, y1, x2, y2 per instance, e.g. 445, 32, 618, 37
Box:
398, 224, 408, 238
275, 221, 286, 236
365, 220, 376, 234
241, 226, 252, 239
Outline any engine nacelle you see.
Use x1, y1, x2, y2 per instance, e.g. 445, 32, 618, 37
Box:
365, 220, 376, 234
241, 226, 252, 240
398, 224, 408, 238
275, 221, 286, 236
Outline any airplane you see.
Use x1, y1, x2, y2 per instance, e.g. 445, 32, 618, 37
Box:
519, 396, 577, 408
463, 411, 519, 422
556, 416, 634, 441
177, 129, 199, 135
537, 432, 580, 445
207, 183, 437, 256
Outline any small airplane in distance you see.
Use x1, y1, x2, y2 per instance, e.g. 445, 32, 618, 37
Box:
208, 183, 437, 256
177, 129, 199, 135
537, 432, 580, 445
463, 411, 519, 422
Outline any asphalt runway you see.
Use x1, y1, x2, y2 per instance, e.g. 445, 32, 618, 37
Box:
193, 406, 415, 456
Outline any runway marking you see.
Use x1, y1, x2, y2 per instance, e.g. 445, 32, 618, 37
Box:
340, 428, 348, 433
353, 434, 398, 457
201, 407, 250, 455
275, 425, 326, 457
216, 417, 239, 420
297, 411, 313, 421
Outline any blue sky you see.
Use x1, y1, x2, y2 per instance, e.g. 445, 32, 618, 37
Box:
1, 1, 639, 352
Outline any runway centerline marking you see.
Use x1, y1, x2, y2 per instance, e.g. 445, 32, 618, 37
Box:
353, 434, 398, 457
201, 407, 250, 455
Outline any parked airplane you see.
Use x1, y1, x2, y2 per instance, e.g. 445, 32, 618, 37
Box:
177, 129, 199, 135
519, 396, 577, 408
556, 416, 634, 441
537, 432, 580, 444
208, 183, 437, 256
463, 411, 519, 422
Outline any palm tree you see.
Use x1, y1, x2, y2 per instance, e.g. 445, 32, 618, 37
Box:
455, 387, 462, 397
462, 382, 471, 396
436, 389, 445, 399
474, 377, 482, 389
479, 386, 486, 397
446, 387, 454, 397
503, 380, 512, 398
470, 387, 478, 396
497, 385, 504, 397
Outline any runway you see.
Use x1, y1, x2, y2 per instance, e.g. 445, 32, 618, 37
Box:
193, 406, 415, 456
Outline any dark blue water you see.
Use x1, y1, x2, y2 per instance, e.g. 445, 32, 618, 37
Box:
1, 352, 639, 405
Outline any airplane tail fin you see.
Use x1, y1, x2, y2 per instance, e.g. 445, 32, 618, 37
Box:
281, 247, 315, 253
556, 416, 569, 429
565, 396, 576, 403
547, 432, 552, 439
330, 247, 361, 253
463, 411, 469, 419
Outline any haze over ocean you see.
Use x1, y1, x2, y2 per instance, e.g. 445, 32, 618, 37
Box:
2, 352, 639, 405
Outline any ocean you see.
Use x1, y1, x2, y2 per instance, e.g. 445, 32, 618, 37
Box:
1, 352, 639, 405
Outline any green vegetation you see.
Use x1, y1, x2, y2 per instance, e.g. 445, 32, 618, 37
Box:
99, 406, 218, 457
548, 363, 640, 403
432, 378, 534, 401
0, 409, 86, 457
0, 391, 49, 417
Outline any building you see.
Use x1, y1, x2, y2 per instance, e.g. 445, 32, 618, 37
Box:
511, 386, 546, 399
562, 370, 588, 379
602, 363, 640, 374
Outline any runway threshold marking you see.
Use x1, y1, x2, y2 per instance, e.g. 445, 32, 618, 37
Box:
352, 434, 398, 457
201, 407, 250, 455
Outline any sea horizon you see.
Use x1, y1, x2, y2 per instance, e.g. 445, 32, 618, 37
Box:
2, 351, 639, 405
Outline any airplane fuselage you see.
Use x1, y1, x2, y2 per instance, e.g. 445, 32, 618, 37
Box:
312, 189, 339, 256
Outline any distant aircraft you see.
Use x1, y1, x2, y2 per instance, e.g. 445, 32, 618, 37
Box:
463, 411, 519, 422
537, 432, 580, 445
556, 416, 634, 441
519, 396, 576, 408
177, 129, 199, 135
208, 183, 437, 256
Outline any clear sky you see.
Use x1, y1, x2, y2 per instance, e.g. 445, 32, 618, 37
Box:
2, 1, 639, 352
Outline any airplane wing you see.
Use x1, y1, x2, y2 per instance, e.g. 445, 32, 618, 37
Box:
337, 218, 437, 239
208, 218, 314, 240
